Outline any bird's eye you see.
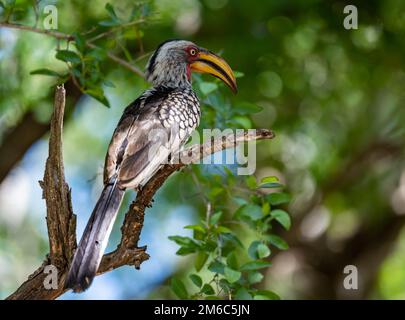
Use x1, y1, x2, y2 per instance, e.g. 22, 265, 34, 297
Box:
189, 48, 197, 56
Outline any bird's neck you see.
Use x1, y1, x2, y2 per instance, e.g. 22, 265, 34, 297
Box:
148, 61, 192, 90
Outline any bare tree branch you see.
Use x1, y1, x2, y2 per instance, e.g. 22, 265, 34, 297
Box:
7, 85, 77, 300
6, 86, 275, 300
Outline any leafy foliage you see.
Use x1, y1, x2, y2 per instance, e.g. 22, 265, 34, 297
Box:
6, 2, 151, 108
169, 166, 290, 300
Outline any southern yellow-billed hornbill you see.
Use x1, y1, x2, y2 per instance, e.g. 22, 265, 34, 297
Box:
65, 40, 237, 292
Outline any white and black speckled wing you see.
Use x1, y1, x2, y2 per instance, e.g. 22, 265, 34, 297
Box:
104, 86, 200, 189
66, 85, 201, 292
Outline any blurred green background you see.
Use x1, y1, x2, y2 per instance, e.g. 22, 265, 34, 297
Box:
1, 0, 405, 299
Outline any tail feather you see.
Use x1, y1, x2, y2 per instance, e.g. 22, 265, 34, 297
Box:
65, 182, 125, 292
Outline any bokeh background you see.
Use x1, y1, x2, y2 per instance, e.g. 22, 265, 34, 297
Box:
1, 0, 405, 299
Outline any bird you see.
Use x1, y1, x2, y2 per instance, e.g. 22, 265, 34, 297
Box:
64, 39, 237, 292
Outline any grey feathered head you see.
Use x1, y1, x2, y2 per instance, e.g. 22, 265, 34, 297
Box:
145, 39, 237, 93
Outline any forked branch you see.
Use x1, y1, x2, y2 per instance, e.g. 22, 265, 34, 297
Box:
6, 86, 275, 300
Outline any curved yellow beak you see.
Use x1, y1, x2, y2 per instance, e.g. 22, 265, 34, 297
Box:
191, 49, 237, 93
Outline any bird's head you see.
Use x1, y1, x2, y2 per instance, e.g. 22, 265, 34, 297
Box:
145, 40, 237, 93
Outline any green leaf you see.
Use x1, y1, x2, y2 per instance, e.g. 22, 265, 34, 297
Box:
168, 235, 195, 246
184, 224, 207, 240
209, 211, 222, 225
189, 274, 203, 288
249, 240, 271, 259
224, 267, 241, 283
208, 260, 225, 274
202, 239, 217, 252
168, 236, 200, 254
169, 236, 201, 254
241, 260, 271, 271
55, 50, 81, 64
265, 234, 289, 250
105, 3, 118, 19
236, 204, 263, 221
74, 32, 86, 52
271, 209, 291, 230
233, 102, 263, 115
218, 279, 231, 294
201, 284, 215, 295
221, 233, 244, 248
170, 278, 188, 299
248, 271, 264, 284
186, 224, 206, 240
262, 202, 270, 216
254, 290, 280, 300
260, 182, 283, 189
216, 226, 232, 234
245, 176, 257, 189
195, 252, 208, 271
184, 224, 206, 233
259, 176, 283, 189
226, 251, 239, 269
205, 295, 220, 300
30, 68, 61, 77
257, 243, 271, 258
261, 176, 279, 184
233, 196, 248, 206
209, 187, 224, 198
176, 246, 197, 255
235, 287, 253, 300
267, 192, 291, 206
248, 241, 261, 259
200, 81, 218, 95
85, 88, 110, 108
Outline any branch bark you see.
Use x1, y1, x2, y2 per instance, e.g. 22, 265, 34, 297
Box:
6, 86, 275, 300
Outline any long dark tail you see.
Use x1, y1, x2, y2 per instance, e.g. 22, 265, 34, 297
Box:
65, 181, 125, 292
